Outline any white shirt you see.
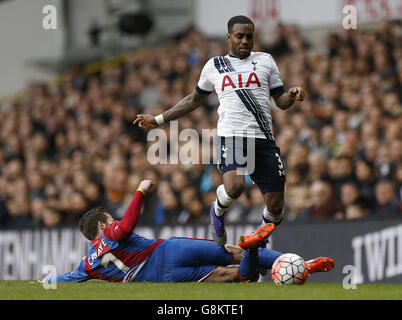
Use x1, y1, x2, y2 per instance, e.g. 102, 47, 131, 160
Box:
197, 51, 284, 140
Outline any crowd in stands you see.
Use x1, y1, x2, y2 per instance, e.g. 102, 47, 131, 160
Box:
0, 19, 401, 229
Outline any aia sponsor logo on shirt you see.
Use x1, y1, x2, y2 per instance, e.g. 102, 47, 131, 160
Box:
221, 72, 261, 91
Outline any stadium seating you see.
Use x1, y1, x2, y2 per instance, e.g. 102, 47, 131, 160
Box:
0, 21, 401, 229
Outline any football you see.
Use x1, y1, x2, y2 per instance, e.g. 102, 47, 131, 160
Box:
271, 253, 309, 285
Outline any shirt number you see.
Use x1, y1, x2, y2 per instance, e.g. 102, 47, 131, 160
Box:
275, 153, 285, 176
100, 252, 130, 272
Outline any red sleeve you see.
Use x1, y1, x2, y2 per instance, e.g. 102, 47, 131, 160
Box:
104, 190, 145, 241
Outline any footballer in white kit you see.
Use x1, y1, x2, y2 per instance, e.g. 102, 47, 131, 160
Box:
134, 15, 305, 247
196, 51, 283, 140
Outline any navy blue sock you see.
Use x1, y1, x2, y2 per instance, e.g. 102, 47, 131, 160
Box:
257, 248, 282, 269
238, 249, 259, 280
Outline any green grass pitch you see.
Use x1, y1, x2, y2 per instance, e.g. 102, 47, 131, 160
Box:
1, 281, 401, 300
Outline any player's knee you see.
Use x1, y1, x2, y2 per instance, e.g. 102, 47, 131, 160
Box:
224, 182, 245, 199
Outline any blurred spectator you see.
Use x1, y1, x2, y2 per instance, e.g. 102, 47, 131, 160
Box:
246, 186, 266, 223
397, 163, 402, 202
31, 197, 46, 226
345, 203, 368, 220
340, 181, 368, 215
42, 207, 64, 228
327, 156, 355, 199
307, 151, 330, 182
298, 180, 342, 220
102, 157, 128, 218
6, 194, 34, 228
170, 169, 190, 195
376, 143, 396, 180
355, 160, 377, 206
27, 171, 46, 200
264, 24, 291, 57
226, 193, 250, 223
0, 198, 9, 226
327, 33, 342, 58
177, 195, 207, 224
319, 126, 340, 158
153, 181, 181, 225
285, 184, 310, 221
374, 180, 401, 216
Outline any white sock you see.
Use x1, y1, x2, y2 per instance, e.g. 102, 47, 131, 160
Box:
214, 184, 235, 216
262, 207, 283, 224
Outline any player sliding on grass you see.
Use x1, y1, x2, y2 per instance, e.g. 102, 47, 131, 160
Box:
42, 180, 334, 284
134, 15, 305, 247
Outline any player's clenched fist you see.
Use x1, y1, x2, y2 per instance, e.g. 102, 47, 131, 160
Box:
133, 114, 158, 131
138, 179, 156, 193
288, 87, 305, 101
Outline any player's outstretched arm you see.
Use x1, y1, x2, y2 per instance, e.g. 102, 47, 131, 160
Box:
133, 89, 209, 130
40, 260, 90, 284
273, 87, 305, 110
106, 180, 156, 241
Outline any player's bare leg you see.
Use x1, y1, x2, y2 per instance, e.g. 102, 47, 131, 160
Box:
262, 192, 284, 226
209, 170, 245, 246
222, 170, 246, 199
203, 266, 239, 282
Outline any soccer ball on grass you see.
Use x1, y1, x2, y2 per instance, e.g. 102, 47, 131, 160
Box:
271, 253, 309, 285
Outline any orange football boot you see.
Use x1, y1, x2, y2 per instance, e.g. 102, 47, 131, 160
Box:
237, 223, 275, 250
305, 257, 335, 275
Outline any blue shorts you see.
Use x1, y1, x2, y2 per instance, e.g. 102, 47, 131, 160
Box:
134, 237, 233, 282
215, 136, 286, 194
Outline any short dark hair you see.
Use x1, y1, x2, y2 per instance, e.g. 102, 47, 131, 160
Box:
78, 206, 110, 240
227, 15, 254, 33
